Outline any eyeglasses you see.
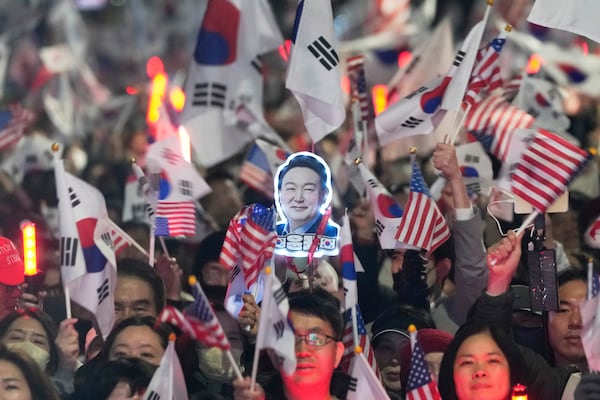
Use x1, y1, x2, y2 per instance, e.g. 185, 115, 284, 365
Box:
295, 332, 338, 347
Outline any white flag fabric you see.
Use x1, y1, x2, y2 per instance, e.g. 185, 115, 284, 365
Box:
357, 163, 405, 250
347, 352, 390, 400
387, 18, 455, 100
224, 264, 265, 319
441, 16, 489, 112
54, 156, 116, 336
528, 0, 600, 45
255, 270, 296, 375
0, 38, 9, 100
286, 0, 345, 143
121, 172, 150, 223
146, 136, 211, 237
455, 142, 494, 197
143, 339, 189, 400
579, 294, 600, 371
181, 0, 285, 167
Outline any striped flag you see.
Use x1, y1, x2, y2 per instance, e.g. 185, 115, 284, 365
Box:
239, 139, 289, 199
158, 305, 230, 350
219, 204, 276, 288
511, 128, 592, 213
346, 55, 370, 123
146, 136, 211, 237
465, 94, 535, 162
406, 329, 442, 400
0, 104, 34, 151
463, 28, 509, 108
340, 214, 357, 311
396, 155, 450, 253
339, 306, 379, 379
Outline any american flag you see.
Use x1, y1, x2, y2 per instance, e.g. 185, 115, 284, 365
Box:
219, 205, 276, 288
239, 204, 276, 288
339, 306, 379, 379
512, 128, 592, 213
463, 30, 508, 107
340, 214, 358, 311
155, 201, 195, 237
239, 140, 289, 200
347, 55, 369, 122
396, 156, 450, 253
465, 94, 534, 162
159, 304, 230, 350
406, 333, 442, 400
0, 104, 34, 151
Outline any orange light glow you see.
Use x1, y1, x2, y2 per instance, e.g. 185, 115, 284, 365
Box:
526, 54, 543, 74
372, 84, 389, 115
169, 86, 186, 112
341, 75, 350, 95
146, 56, 164, 78
147, 72, 168, 124
278, 39, 292, 62
21, 222, 37, 276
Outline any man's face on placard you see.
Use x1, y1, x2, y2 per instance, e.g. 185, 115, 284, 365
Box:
280, 167, 324, 231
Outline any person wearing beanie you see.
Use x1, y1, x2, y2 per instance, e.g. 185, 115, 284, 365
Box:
0, 236, 25, 319
370, 305, 435, 399
399, 328, 453, 388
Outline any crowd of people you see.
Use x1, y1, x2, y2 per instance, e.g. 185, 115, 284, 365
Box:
1, 1, 600, 400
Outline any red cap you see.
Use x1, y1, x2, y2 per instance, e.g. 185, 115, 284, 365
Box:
0, 237, 25, 286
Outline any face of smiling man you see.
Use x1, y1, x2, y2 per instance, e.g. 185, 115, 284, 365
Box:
280, 167, 324, 232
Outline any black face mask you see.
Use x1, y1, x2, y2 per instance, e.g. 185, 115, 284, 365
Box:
201, 285, 228, 307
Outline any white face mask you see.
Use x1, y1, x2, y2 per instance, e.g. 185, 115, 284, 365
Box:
197, 346, 243, 383
6, 341, 50, 370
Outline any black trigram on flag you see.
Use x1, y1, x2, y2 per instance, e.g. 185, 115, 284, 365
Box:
273, 320, 285, 340
453, 50, 466, 67
231, 265, 242, 283
367, 178, 380, 189
401, 116, 424, 129
97, 278, 110, 305
406, 86, 427, 100
178, 179, 192, 197
146, 391, 160, 400
145, 204, 155, 219
307, 36, 339, 71
465, 181, 481, 194
25, 154, 38, 165
250, 56, 262, 74
100, 232, 114, 250
192, 82, 226, 108
68, 187, 80, 208
60, 237, 78, 267
136, 176, 149, 196
273, 287, 286, 305
348, 377, 358, 392
375, 220, 385, 237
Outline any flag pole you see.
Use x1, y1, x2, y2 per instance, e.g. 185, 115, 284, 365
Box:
351, 305, 359, 353
149, 232, 156, 266
587, 257, 594, 300
52, 143, 73, 320
158, 237, 171, 258
449, 103, 472, 145
250, 267, 272, 392
515, 210, 538, 236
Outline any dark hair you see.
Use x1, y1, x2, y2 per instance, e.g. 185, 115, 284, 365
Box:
73, 357, 156, 400
438, 320, 525, 400
287, 288, 343, 340
193, 230, 226, 279
100, 316, 172, 363
276, 153, 329, 195
117, 258, 166, 312
0, 344, 60, 400
0, 308, 59, 374
557, 267, 588, 288
371, 304, 436, 346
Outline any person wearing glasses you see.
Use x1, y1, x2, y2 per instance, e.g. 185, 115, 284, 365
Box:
0, 236, 25, 319
233, 289, 348, 400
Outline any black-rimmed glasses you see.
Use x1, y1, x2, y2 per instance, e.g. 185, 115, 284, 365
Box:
295, 332, 338, 347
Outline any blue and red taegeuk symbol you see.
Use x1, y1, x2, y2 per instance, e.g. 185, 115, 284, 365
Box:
558, 64, 587, 84
420, 77, 450, 114
194, 0, 240, 66
377, 194, 403, 218
158, 171, 171, 200
76, 218, 106, 273
340, 244, 356, 281
460, 166, 479, 178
